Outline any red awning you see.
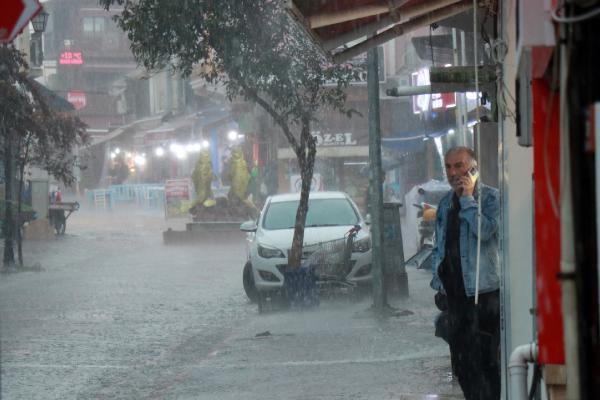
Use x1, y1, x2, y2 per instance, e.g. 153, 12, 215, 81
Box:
287, 0, 475, 63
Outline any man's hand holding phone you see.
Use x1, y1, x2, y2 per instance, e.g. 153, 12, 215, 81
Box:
459, 167, 479, 197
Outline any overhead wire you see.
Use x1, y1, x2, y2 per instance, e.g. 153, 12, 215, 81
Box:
493, 0, 517, 123
488, 38, 510, 109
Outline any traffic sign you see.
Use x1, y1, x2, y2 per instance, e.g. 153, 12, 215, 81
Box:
0, 0, 42, 44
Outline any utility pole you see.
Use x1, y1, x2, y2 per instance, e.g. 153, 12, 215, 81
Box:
367, 45, 387, 311
460, 30, 469, 146
452, 28, 464, 146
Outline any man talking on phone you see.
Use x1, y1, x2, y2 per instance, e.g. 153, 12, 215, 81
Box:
430, 147, 500, 399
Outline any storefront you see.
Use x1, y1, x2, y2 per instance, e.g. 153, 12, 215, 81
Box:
276, 124, 370, 201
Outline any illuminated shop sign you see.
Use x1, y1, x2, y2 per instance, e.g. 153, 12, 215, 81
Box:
59, 51, 84, 65
312, 132, 358, 146
67, 90, 86, 110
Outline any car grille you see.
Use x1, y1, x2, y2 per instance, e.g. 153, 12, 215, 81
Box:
276, 261, 357, 276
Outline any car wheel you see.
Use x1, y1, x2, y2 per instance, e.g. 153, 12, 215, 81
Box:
243, 261, 259, 303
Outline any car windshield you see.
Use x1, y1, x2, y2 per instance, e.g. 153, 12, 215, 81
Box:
263, 198, 359, 230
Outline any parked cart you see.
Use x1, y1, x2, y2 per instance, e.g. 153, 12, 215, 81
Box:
302, 224, 360, 292
48, 202, 79, 235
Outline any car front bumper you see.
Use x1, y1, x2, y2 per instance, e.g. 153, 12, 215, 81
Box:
250, 249, 372, 292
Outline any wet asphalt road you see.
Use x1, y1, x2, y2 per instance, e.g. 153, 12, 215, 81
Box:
0, 206, 462, 400
0, 207, 252, 399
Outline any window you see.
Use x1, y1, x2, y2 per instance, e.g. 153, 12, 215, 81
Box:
149, 72, 168, 115
83, 17, 105, 34
263, 198, 359, 230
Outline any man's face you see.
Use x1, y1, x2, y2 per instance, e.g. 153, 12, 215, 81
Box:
444, 151, 473, 192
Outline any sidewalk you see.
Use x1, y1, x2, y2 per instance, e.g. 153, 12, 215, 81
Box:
179, 267, 464, 400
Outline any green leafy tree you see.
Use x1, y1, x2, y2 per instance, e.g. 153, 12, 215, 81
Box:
0, 45, 88, 268
101, 0, 359, 268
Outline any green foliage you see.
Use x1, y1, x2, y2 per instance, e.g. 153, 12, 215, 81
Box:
0, 46, 89, 185
100, 0, 359, 153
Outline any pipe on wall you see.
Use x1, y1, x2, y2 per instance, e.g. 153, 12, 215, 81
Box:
508, 342, 538, 400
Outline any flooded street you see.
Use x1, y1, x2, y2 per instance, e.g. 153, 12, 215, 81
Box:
2, 0, 594, 397
1, 205, 461, 399
1, 206, 250, 399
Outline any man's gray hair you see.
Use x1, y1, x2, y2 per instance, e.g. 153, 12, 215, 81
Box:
444, 146, 478, 166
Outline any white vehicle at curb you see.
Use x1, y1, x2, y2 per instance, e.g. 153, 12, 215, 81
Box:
241, 191, 372, 301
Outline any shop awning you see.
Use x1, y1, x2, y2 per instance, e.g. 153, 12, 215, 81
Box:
286, 0, 475, 63
28, 79, 75, 112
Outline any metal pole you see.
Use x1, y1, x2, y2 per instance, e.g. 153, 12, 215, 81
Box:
386, 85, 432, 96
367, 45, 386, 311
452, 28, 463, 146
460, 30, 469, 146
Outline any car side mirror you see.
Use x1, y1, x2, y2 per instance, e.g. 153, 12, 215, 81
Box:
240, 220, 258, 232
364, 214, 371, 225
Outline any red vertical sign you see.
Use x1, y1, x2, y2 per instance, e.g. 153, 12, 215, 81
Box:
533, 78, 565, 364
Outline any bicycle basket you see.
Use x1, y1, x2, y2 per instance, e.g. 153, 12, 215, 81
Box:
302, 237, 351, 280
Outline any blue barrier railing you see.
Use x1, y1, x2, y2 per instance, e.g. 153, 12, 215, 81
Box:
86, 184, 165, 210
86, 188, 115, 210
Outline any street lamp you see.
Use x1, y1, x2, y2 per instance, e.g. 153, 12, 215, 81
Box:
31, 9, 50, 33
227, 130, 239, 141
30, 9, 49, 68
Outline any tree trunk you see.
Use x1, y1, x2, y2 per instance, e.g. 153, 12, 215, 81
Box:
3, 127, 16, 268
287, 122, 316, 269
17, 156, 25, 267
16, 136, 31, 267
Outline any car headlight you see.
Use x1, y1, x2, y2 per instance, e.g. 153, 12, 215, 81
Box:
352, 237, 371, 253
257, 244, 285, 259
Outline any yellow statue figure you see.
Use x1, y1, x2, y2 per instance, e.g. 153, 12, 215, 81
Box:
228, 147, 250, 202
192, 151, 216, 207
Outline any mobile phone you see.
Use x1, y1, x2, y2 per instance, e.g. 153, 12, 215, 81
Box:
468, 167, 479, 179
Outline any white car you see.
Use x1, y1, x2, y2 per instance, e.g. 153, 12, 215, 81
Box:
240, 191, 372, 301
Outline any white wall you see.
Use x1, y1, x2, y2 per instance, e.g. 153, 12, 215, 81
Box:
500, 1, 537, 397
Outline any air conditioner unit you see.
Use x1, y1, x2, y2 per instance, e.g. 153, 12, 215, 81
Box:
515, 0, 557, 147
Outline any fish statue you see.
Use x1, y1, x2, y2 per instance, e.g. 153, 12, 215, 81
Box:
192, 150, 215, 207
228, 147, 250, 202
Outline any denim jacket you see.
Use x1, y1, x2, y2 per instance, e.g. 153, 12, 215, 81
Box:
430, 184, 500, 297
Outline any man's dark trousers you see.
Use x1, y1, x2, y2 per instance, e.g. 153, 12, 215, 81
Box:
447, 290, 501, 400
